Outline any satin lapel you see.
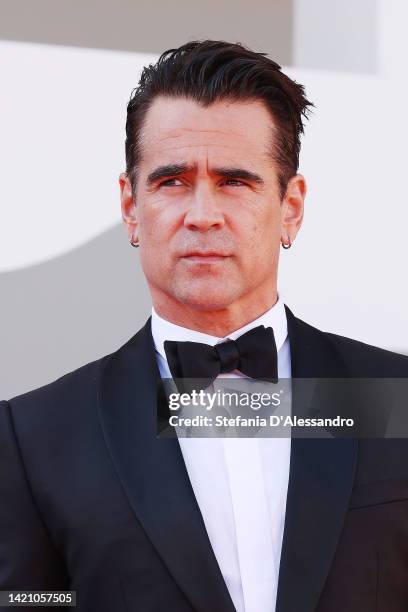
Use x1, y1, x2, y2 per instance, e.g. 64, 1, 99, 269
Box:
276, 306, 359, 612
97, 318, 236, 612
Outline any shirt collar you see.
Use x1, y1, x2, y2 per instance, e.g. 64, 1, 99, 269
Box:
151, 294, 288, 361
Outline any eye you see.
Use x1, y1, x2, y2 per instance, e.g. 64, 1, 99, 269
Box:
223, 179, 247, 187
158, 178, 183, 187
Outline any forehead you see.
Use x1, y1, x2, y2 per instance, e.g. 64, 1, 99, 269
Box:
138, 96, 274, 164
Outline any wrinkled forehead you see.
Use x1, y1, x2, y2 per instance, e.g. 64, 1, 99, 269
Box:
138, 95, 275, 165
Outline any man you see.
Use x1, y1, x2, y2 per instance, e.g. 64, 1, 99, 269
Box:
1, 40, 408, 612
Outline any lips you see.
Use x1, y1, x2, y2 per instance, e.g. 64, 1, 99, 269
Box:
181, 252, 229, 263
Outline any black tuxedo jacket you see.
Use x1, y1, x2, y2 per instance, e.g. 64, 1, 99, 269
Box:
1, 305, 408, 612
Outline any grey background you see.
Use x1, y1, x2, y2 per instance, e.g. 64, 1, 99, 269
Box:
0, 0, 376, 71
0, 0, 380, 399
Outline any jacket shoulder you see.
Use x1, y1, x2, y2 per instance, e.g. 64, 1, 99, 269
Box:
322, 328, 408, 376
2, 323, 149, 429
1, 354, 117, 439
285, 305, 408, 376
7, 355, 107, 407
0, 356, 108, 456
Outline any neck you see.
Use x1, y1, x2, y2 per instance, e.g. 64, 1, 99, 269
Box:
152, 290, 279, 337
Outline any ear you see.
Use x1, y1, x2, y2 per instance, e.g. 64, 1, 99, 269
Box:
119, 172, 138, 241
281, 174, 306, 244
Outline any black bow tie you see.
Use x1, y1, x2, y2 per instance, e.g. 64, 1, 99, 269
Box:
163, 325, 278, 393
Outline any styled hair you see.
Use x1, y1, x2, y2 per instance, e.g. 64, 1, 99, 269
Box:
125, 40, 313, 198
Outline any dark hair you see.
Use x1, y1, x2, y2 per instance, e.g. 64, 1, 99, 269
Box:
125, 40, 313, 198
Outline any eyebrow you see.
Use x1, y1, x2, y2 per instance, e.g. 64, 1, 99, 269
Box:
146, 163, 265, 186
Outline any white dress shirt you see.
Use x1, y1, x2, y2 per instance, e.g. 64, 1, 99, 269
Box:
151, 296, 292, 612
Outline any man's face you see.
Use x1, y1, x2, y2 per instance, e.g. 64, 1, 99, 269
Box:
121, 96, 305, 314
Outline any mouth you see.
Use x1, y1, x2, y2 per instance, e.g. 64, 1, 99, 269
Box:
181, 252, 230, 264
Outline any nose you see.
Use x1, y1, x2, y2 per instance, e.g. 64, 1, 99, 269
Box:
183, 183, 225, 232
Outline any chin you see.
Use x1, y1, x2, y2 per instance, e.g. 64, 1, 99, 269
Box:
173, 285, 239, 312
183, 300, 231, 312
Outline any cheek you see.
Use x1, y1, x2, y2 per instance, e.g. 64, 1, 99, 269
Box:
139, 244, 174, 291
238, 208, 280, 247
236, 210, 280, 270
139, 207, 174, 247
138, 212, 179, 284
